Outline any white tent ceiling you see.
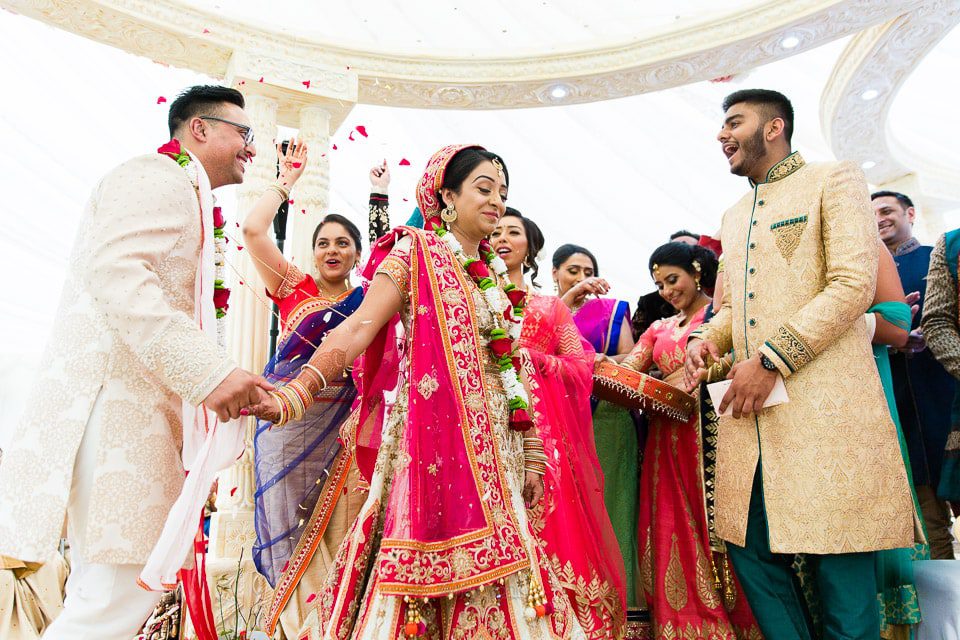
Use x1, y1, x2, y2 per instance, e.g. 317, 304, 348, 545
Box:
0, 4, 958, 377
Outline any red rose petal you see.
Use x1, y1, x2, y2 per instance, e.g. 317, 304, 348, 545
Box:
292, 162, 302, 168
301, 209, 306, 214
229, 487, 238, 496
306, 593, 317, 604
348, 131, 355, 141
332, 144, 338, 151
258, 77, 264, 83
202, 28, 211, 34
239, 280, 244, 286
302, 80, 311, 88
237, 245, 244, 251
288, 199, 294, 205
156, 96, 167, 104
402, 197, 409, 202
356, 125, 368, 138
399, 158, 411, 166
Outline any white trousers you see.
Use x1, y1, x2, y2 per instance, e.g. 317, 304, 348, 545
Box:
41, 391, 162, 639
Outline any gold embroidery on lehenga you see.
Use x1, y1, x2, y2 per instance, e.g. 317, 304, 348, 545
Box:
417, 370, 440, 399
695, 543, 721, 610
664, 535, 688, 612
640, 528, 654, 599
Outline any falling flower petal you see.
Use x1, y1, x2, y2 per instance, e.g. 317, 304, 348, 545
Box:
288, 199, 294, 205
202, 28, 211, 34
156, 96, 167, 104
348, 131, 355, 141
302, 80, 311, 88
301, 209, 306, 214
332, 144, 338, 151
230, 486, 238, 496
258, 77, 264, 83
239, 280, 244, 285
292, 162, 302, 168
356, 125, 368, 138
402, 197, 409, 202
237, 245, 244, 251
399, 158, 411, 166
306, 593, 317, 604
238, 80, 245, 86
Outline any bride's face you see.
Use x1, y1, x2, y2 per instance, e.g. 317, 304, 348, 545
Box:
441, 160, 508, 242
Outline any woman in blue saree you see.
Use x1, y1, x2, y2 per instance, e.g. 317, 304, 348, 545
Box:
241, 143, 396, 638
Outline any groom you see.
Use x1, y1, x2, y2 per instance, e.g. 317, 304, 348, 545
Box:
0, 85, 271, 639
686, 89, 914, 639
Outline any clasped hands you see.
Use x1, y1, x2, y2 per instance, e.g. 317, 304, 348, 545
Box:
684, 339, 777, 419
202, 367, 275, 422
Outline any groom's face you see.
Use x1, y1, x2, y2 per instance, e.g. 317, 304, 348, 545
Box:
203, 102, 256, 188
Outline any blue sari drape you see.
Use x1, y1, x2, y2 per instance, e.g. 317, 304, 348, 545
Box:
252, 287, 363, 587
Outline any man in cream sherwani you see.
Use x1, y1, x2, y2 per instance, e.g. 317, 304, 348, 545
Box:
686, 89, 915, 639
0, 85, 271, 639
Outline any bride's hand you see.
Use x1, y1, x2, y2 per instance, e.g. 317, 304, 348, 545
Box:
243, 393, 282, 423
522, 471, 544, 509
276, 138, 308, 188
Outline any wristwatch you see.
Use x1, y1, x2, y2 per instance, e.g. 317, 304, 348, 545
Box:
759, 354, 778, 372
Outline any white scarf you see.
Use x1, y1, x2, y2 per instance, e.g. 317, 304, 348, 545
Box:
139, 153, 246, 590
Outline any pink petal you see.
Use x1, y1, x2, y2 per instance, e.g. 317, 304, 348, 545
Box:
399, 158, 411, 166
258, 77, 264, 83
237, 245, 244, 251
306, 593, 317, 604
301, 209, 306, 214
332, 144, 338, 151
229, 487, 238, 496
292, 162, 302, 168
302, 80, 311, 88
202, 28, 211, 34
288, 199, 294, 205
156, 96, 167, 104
348, 131, 355, 141
356, 125, 368, 138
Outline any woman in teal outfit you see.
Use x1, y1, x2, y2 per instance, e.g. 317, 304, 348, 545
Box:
798, 247, 928, 640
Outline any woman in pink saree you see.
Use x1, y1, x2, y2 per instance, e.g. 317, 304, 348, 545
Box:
492, 209, 627, 638
620, 242, 760, 639
250, 145, 585, 639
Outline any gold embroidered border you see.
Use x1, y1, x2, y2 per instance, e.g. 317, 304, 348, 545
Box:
264, 448, 354, 635
766, 323, 814, 372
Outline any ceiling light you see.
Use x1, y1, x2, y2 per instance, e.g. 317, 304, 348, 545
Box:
549, 85, 569, 100
780, 35, 800, 49
860, 89, 880, 101
861, 160, 877, 170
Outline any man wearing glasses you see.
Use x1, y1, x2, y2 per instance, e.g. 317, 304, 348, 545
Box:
0, 85, 272, 639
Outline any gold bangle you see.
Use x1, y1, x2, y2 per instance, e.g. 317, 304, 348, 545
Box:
267, 184, 290, 202
300, 363, 328, 390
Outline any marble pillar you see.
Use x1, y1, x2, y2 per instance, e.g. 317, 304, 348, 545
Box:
286, 105, 332, 275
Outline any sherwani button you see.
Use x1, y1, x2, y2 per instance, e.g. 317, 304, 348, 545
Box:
748, 292, 756, 300
749, 267, 756, 275
749, 319, 757, 327
758, 199, 765, 206
750, 242, 757, 249
752, 220, 758, 226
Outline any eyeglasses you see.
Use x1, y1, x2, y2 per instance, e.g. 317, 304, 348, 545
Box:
200, 115, 255, 146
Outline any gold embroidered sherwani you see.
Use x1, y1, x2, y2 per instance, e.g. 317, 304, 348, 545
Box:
0, 154, 235, 565
693, 153, 914, 554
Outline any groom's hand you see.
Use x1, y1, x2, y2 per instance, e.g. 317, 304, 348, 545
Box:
719, 356, 777, 419
203, 368, 274, 421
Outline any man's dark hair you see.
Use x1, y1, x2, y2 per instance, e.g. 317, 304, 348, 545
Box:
722, 89, 794, 145
871, 190, 915, 211
168, 85, 245, 138
670, 229, 699, 242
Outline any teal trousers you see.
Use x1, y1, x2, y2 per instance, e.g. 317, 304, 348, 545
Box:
726, 465, 880, 640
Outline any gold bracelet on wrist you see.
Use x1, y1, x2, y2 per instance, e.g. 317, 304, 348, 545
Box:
266, 184, 290, 202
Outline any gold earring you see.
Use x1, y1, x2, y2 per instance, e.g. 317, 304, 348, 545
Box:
440, 206, 458, 223
696, 278, 702, 291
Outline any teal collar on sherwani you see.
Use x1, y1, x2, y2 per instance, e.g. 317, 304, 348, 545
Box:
749, 151, 805, 187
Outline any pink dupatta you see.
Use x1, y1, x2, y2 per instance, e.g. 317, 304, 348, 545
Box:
521, 295, 627, 637
353, 227, 539, 595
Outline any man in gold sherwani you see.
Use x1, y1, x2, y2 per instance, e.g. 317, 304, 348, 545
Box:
686, 89, 914, 639
0, 86, 271, 639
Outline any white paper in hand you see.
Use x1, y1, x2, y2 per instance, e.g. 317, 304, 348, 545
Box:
707, 375, 789, 417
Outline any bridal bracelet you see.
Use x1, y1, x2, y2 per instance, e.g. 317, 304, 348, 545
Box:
269, 364, 328, 428
523, 437, 547, 476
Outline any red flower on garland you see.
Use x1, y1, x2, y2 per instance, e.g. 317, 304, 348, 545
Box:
212, 206, 225, 229
510, 408, 534, 432
488, 337, 513, 359
505, 288, 526, 308
157, 139, 182, 158
465, 260, 489, 280
213, 288, 231, 310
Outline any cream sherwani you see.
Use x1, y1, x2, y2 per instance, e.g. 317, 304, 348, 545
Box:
0, 153, 235, 568
693, 153, 914, 554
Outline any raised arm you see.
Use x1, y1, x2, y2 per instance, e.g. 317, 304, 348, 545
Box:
922, 234, 960, 378
241, 140, 308, 295
369, 160, 391, 243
